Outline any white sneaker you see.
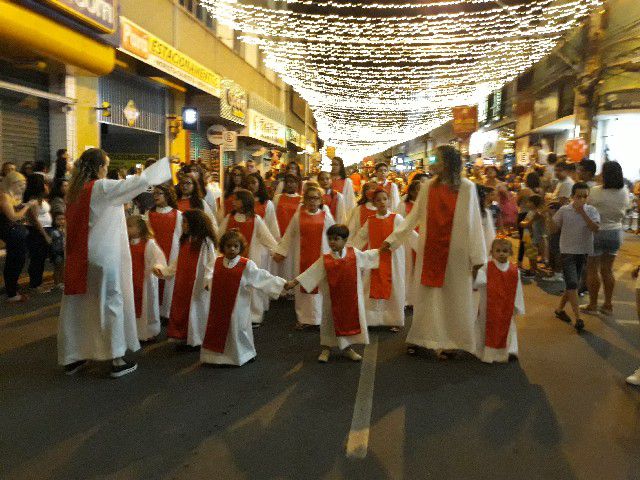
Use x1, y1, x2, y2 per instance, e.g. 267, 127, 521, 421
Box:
343, 348, 362, 362
626, 368, 640, 386
541, 272, 563, 282
318, 349, 330, 363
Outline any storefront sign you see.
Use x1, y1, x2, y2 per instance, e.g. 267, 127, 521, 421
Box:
244, 109, 286, 147
119, 17, 222, 97
42, 0, 117, 33
286, 128, 306, 149
452, 105, 478, 135
222, 131, 237, 151
220, 80, 247, 125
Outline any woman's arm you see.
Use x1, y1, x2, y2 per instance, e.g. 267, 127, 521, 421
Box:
0, 194, 33, 222
27, 204, 51, 244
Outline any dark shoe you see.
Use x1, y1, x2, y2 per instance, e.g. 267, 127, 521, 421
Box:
407, 346, 418, 356
555, 310, 572, 323
110, 361, 137, 378
575, 319, 585, 332
64, 360, 87, 376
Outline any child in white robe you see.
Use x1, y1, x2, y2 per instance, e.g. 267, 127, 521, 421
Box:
286, 224, 380, 363
272, 174, 302, 281
200, 231, 286, 366
154, 209, 216, 349
126, 215, 166, 342
346, 181, 378, 243
329, 157, 356, 214
473, 238, 525, 363
372, 162, 401, 211
396, 179, 423, 307
318, 171, 347, 224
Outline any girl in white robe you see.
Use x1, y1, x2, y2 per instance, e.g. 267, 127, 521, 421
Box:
372, 162, 401, 211
346, 181, 378, 243
287, 224, 380, 362
126, 215, 166, 342
58, 150, 171, 378
396, 181, 422, 307
352, 188, 414, 330
330, 157, 356, 215
473, 238, 524, 363
154, 209, 217, 348
272, 175, 303, 283
200, 231, 286, 366
318, 171, 347, 224
218, 189, 279, 325
176, 175, 218, 234
146, 183, 182, 319
274, 185, 335, 328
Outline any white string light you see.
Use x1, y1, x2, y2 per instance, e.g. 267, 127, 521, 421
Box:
202, 0, 601, 162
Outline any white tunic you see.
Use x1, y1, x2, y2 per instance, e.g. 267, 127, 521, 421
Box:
297, 248, 379, 349
352, 212, 411, 327
473, 259, 524, 363
57, 158, 172, 365
385, 177, 487, 352
131, 238, 166, 341
395, 199, 419, 307
346, 202, 377, 242
336, 177, 356, 215
218, 213, 278, 323
378, 180, 401, 212
325, 190, 347, 225
159, 238, 216, 346
200, 256, 286, 366
272, 193, 302, 280
274, 206, 335, 325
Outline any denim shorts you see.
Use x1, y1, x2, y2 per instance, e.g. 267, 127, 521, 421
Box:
561, 254, 587, 290
591, 229, 622, 257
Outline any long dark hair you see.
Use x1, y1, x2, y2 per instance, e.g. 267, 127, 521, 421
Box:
436, 145, 462, 190
602, 161, 624, 190
286, 161, 302, 178
332, 157, 346, 179
153, 183, 178, 210
475, 183, 490, 218
50, 178, 67, 200
357, 182, 377, 206
405, 180, 421, 203
67, 148, 108, 204
181, 209, 216, 248
225, 165, 246, 198
180, 164, 207, 199
232, 189, 255, 217
23, 174, 47, 202
525, 171, 541, 190
54, 149, 68, 180
245, 172, 269, 204
178, 174, 203, 210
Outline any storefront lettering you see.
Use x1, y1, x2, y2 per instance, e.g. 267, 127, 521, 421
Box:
149, 39, 220, 89
43, 0, 116, 33
121, 21, 149, 59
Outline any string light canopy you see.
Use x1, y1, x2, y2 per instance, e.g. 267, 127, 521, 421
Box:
202, 0, 601, 164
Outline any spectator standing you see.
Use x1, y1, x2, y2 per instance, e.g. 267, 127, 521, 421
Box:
578, 159, 598, 188
50, 211, 65, 290
49, 178, 68, 214
23, 174, 53, 292
54, 149, 71, 180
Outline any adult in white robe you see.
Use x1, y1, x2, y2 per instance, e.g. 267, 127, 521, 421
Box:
58, 157, 171, 367
131, 238, 166, 341
384, 176, 487, 354
201, 256, 286, 366
395, 197, 419, 307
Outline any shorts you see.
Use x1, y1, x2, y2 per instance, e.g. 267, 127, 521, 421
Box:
561, 254, 587, 290
591, 229, 622, 257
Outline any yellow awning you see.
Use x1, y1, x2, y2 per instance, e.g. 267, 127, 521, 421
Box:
0, 0, 115, 76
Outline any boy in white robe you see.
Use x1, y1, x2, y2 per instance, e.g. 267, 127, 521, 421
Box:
473, 238, 525, 363
201, 231, 286, 366
373, 162, 401, 212
286, 224, 380, 363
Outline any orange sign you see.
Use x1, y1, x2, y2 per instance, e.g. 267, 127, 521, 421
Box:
452, 105, 478, 135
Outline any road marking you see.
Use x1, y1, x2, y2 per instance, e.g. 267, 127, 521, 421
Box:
613, 300, 636, 307
0, 303, 60, 327
616, 319, 640, 326
346, 335, 378, 459
177, 361, 201, 376
141, 339, 170, 354
284, 361, 304, 378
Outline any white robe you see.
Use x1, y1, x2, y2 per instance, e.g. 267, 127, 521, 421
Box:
385, 177, 487, 352
377, 180, 401, 212
131, 238, 166, 341
473, 259, 524, 363
352, 213, 411, 327
204, 187, 219, 222
159, 238, 216, 346
272, 193, 302, 280
200, 256, 286, 366
395, 199, 419, 307
346, 202, 377, 242
274, 206, 335, 325
297, 248, 379, 349
144, 206, 183, 318
219, 213, 278, 323
57, 157, 172, 365
335, 177, 356, 215
324, 190, 347, 225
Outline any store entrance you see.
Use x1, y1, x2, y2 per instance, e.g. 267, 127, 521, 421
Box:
100, 124, 164, 172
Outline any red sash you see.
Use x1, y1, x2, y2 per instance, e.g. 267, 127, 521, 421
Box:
359, 204, 377, 227
422, 183, 458, 288
382, 182, 392, 195
254, 200, 266, 219
299, 209, 325, 294
276, 194, 300, 235
406, 201, 417, 265
167, 240, 201, 340
203, 256, 248, 353
485, 262, 519, 349
176, 198, 191, 213
323, 248, 361, 336
224, 195, 235, 216
227, 215, 255, 257
323, 191, 339, 218
368, 214, 395, 300
130, 240, 147, 318
332, 178, 346, 193
148, 209, 177, 261
64, 180, 96, 295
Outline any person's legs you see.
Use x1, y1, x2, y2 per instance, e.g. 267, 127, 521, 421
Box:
600, 254, 616, 311
3, 228, 28, 298
26, 229, 47, 288
557, 254, 584, 329
517, 212, 527, 267
585, 255, 601, 310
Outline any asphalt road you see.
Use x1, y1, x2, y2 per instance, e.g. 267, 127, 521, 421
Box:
1, 237, 640, 480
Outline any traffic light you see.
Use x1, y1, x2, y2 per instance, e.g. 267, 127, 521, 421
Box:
182, 106, 199, 131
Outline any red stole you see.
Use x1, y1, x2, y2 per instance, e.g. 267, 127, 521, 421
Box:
148, 209, 177, 261
227, 215, 255, 257
368, 214, 395, 300
405, 200, 417, 265
203, 256, 248, 353
422, 183, 458, 288
276, 194, 300, 235
254, 200, 266, 219
485, 262, 519, 349
323, 191, 339, 218
382, 181, 392, 195
359, 204, 377, 227
167, 240, 201, 340
323, 248, 361, 336
224, 195, 235, 216
176, 198, 191, 213
64, 180, 96, 295
331, 177, 346, 193
299, 209, 325, 294
129, 240, 147, 319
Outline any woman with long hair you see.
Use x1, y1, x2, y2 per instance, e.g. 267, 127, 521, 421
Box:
221, 165, 247, 220
244, 172, 279, 240
176, 174, 217, 232
346, 181, 378, 242
23, 174, 53, 292
383, 145, 487, 360
330, 156, 356, 212
57, 148, 171, 378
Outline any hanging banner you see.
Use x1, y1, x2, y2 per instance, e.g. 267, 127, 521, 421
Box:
243, 109, 286, 147
452, 106, 478, 135
220, 79, 248, 125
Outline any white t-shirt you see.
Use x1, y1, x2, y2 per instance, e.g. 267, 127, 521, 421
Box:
587, 186, 630, 231
553, 177, 574, 201
553, 204, 600, 255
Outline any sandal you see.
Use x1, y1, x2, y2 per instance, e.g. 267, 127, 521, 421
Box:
555, 310, 572, 323
575, 318, 585, 332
